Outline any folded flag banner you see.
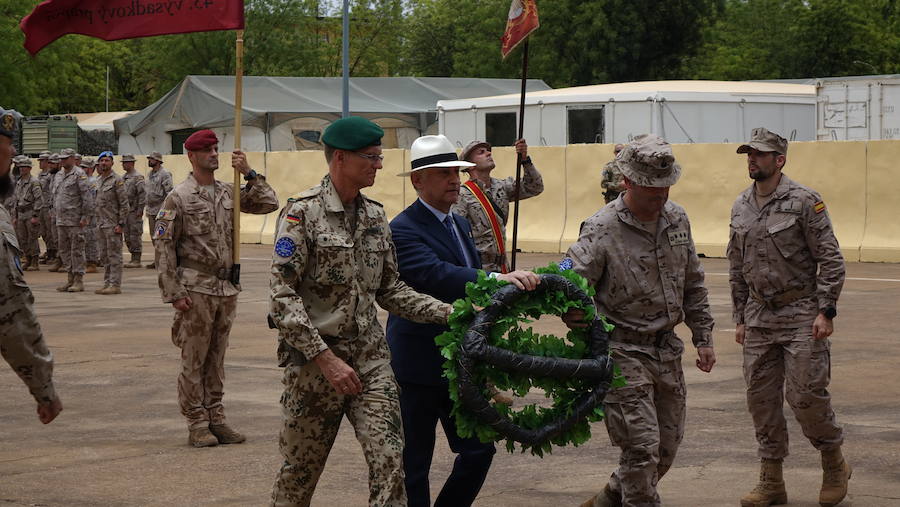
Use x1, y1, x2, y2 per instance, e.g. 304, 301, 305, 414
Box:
500, 0, 539, 59
20, 0, 245, 56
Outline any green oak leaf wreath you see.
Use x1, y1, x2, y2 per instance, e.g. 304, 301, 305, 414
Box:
435, 262, 626, 457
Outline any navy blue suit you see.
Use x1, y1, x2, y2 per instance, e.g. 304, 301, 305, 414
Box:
387, 199, 495, 507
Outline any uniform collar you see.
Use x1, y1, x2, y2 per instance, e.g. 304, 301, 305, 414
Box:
613, 193, 677, 232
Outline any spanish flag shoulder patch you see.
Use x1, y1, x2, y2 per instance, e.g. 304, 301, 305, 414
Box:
814, 201, 826, 214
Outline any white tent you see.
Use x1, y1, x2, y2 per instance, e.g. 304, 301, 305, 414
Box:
437, 80, 817, 147
114, 76, 551, 154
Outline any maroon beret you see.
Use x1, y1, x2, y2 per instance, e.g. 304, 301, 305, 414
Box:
184, 129, 219, 151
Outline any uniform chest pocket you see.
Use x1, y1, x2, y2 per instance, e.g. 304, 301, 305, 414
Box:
768, 216, 803, 260
360, 234, 390, 289
314, 233, 354, 285
183, 203, 212, 235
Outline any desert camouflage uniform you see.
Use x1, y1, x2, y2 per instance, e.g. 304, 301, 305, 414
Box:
269, 174, 450, 507
12, 174, 43, 257
54, 167, 93, 275
451, 160, 543, 273
154, 173, 277, 430
566, 196, 714, 507
145, 166, 173, 256
727, 174, 845, 460
601, 159, 625, 204
95, 172, 129, 287
84, 174, 100, 265
123, 171, 147, 256
38, 170, 56, 253
0, 205, 57, 404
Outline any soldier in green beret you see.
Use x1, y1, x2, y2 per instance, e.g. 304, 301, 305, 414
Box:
269, 116, 452, 506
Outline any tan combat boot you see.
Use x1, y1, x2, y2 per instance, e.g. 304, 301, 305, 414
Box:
579, 484, 621, 507
741, 458, 787, 507
85, 262, 98, 273
67, 274, 84, 292
26, 256, 40, 271
209, 423, 246, 444
145, 262, 155, 269
820, 448, 851, 506
56, 273, 74, 292
124, 253, 141, 268
21, 256, 31, 271
188, 427, 219, 448
94, 284, 109, 294
48, 257, 63, 272
99, 285, 121, 295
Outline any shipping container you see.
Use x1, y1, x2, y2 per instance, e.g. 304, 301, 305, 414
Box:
815, 75, 900, 141
21, 115, 78, 155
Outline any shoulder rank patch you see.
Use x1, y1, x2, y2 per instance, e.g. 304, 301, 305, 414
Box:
274, 237, 296, 258
285, 214, 301, 224
156, 209, 175, 220
814, 201, 826, 214
668, 229, 690, 247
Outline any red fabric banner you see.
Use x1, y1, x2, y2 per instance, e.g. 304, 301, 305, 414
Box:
20, 0, 244, 56
500, 0, 539, 59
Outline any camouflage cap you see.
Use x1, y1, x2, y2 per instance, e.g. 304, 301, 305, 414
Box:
13, 155, 32, 167
147, 151, 163, 162
737, 127, 788, 155
49, 153, 60, 163
616, 134, 681, 188
80, 158, 94, 168
121, 153, 136, 162
59, 147, 76, 158
38, 151, 51, 160
460, 140, 491, 163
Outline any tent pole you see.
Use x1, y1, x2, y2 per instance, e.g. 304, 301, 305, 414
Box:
341, 0, 350, 118
232, 29, 244, 280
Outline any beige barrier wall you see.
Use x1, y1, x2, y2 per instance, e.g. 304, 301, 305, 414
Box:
117, 140, 898, 262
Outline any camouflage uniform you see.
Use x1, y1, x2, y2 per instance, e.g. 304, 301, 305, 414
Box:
54, 166, 93, 276
269, 174, 451, 507
601, 159, 625, 204
84, 172, 101, 266
154, 172, 277, 430
451, 159, 543, 273
727, 173, 845, 460
567, 136, 713, 507
95, 172, 128, 288
12, 172, 43, 258
1, 204, 57, 405
145, 165, 174, 261
123, 170, 147, 258
38, 168, 56, 254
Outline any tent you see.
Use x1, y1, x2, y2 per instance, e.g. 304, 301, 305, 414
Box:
114, 76, 551, 154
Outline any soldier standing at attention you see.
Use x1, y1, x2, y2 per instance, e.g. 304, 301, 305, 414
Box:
601, 143, 626, 204
450, 138, 543, 274
728, 128, 850, 507
145, 151, 173, 270
93, 152, 128, 295
268, 117, 452, 506
43, 153, 62, 267
153, 130, 277, 447
0, 112, 63, 425
36, 151, 55, 262
121, 154, 147, 268
81, 157, 100, 273
53, 148, 93, 292
11, 156, 43, 271
563, 134, 716, 507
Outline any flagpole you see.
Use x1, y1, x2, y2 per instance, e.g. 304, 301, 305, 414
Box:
510, 39, 528, 271
232, 29, 244, 279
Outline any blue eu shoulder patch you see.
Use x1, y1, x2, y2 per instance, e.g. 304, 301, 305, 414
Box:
275, 237, 296, 258
558, 257, 574, 271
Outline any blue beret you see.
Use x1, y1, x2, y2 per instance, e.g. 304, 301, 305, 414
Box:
322, 116, 383, 150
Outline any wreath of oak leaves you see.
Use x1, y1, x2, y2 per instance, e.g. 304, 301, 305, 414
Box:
435, 263, 626, 457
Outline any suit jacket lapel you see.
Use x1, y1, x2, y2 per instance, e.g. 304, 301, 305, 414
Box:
411, 200, 466, 266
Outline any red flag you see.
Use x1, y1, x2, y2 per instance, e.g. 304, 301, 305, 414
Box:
500, 0, 539, 59
20, 0, 244, 56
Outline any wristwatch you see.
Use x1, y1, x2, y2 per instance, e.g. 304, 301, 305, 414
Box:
243, 169, 258, 181
821, 306, 837, 319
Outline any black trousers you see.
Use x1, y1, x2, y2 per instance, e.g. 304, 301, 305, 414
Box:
400, 382, 496, 507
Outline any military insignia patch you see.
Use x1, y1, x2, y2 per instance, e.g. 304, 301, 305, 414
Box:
668, 229, 690, 246
155, 221, 168, 238
156, 209, 175, 220
275, 237, 296, 258
285, 214, 301, 224
814, 201, 826, 214
558, 257, 574, 270
116, 180, 124, 186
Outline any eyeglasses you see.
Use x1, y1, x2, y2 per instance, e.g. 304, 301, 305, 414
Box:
350, 151, 384, 162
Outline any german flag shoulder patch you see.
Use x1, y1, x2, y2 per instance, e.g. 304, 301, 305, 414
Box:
814, 201, 826, 214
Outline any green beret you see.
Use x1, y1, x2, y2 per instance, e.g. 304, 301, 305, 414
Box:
322, 116, 383, 150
